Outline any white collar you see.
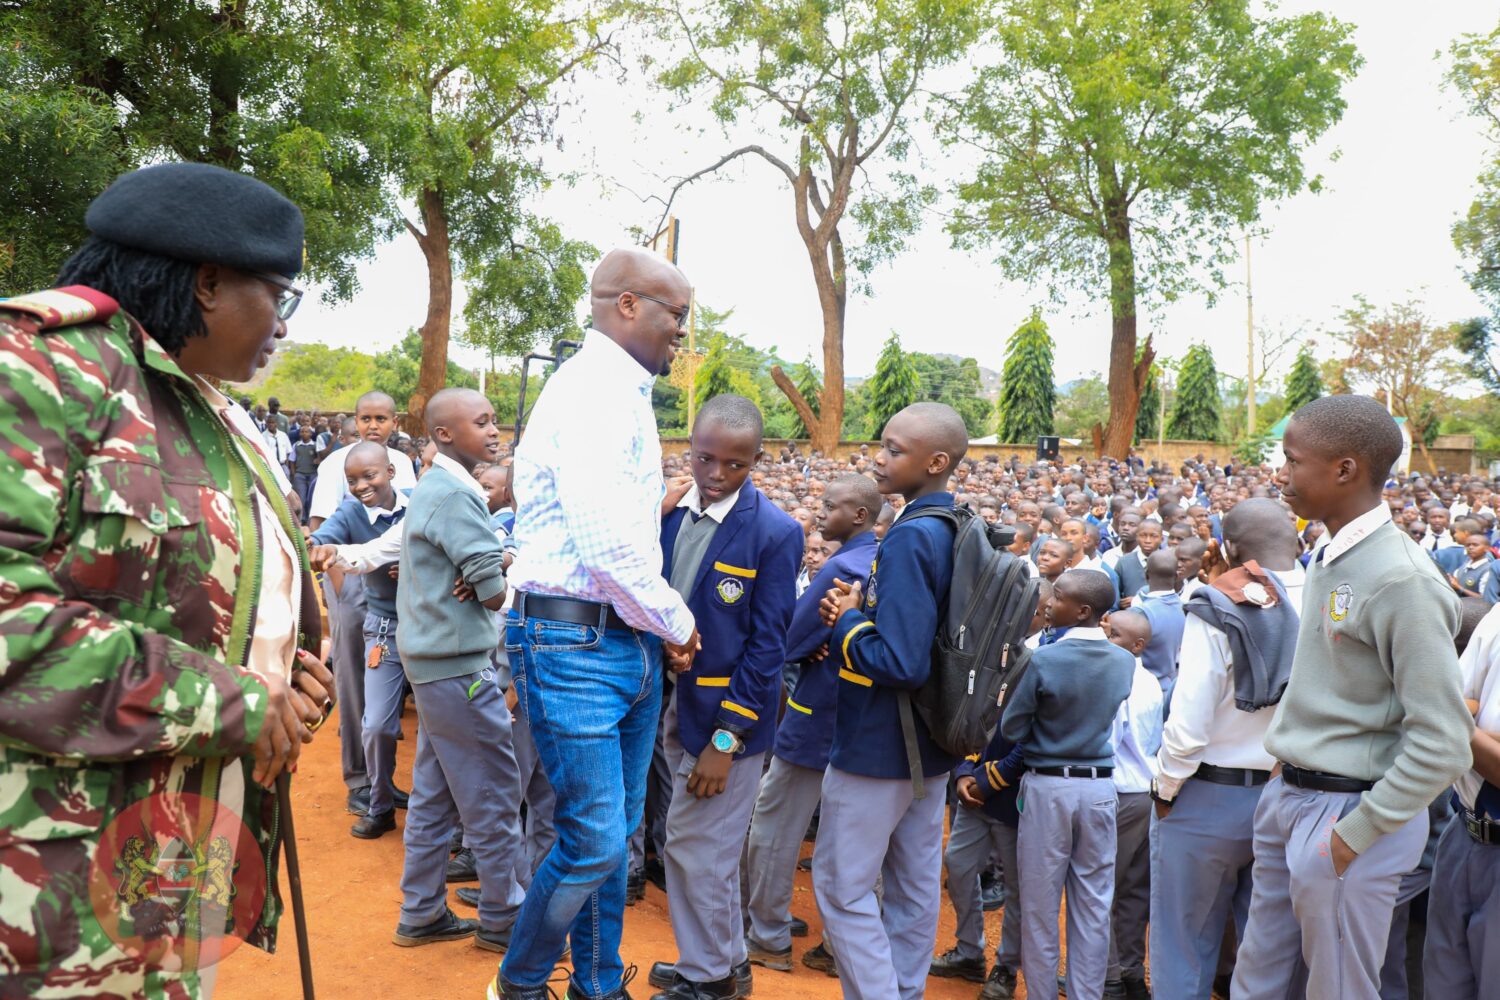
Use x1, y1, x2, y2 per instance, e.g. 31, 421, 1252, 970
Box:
583, 329, 658, 397
430, 452, 487, 499
1144, 588, 1177, 598
677, 483, 741, 523
363, 490, 409, 524
1317, 503, 1392, 566
1060, 626, 1107, 642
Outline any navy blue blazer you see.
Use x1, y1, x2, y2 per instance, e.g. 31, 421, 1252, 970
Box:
829, 492, 958, 780
774, 530, 879, 771
1137, 591, 1186, 688
660, 485, 803, 759
957, 730, 1025, 826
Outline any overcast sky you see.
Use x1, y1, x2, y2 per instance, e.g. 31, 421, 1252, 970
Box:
289, 1, 1500, 392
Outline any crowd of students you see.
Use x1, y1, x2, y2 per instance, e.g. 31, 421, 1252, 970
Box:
284, 380, 1495, 1000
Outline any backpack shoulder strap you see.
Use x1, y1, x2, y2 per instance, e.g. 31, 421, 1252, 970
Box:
898, 694, 928, 800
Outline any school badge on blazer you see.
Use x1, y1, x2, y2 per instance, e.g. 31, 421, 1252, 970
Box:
716, 577, 745, 605
1329, 583, 1354, 622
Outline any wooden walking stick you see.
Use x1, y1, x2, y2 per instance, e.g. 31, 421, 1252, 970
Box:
276, 773, 316, 1000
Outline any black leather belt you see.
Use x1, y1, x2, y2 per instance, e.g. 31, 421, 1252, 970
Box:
1031, 765, 1113, 779
515, 592, 632, 632
1463, 807, 1500, 846
1193, 763, 1272, 787
1280, 764, 1374, 794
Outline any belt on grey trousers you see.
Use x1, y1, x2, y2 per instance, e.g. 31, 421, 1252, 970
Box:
1192, 763, 1272, 787
1462, 806, 1500, 846
1280, 764, 1375, 794
1031, 765, 1113, 779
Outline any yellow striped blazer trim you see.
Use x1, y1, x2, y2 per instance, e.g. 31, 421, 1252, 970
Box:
713, 561, 757, 579
841, 620, 875, 671
786, 698, 813, 715
838, 668, 873, 687
694, 676, 730, 687
720, 700, 758, 722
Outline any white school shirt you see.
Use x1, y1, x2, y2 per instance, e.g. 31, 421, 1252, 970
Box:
308, 441, 418, 521
328, 491, 411, 573
1154, 564, 1306, 800
507, 330, 694, 643
1112, 659, 1165, 794
1456, 603, 1500, 812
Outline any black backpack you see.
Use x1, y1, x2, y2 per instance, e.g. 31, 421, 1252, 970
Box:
894, 506, 1039, 798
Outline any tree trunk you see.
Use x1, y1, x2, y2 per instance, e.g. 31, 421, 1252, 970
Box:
812, 227, 848, 455
1100, 204, 1149, 459
206, 0, 244, 168
412, 185, 453, 420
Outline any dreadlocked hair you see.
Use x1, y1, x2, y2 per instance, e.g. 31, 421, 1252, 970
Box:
56, 237, 207, 353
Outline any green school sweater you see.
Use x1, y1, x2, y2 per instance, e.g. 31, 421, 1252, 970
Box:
1265, 518, 1474, 855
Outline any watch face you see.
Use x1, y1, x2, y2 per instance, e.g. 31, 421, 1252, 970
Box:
713, 732, 734, 753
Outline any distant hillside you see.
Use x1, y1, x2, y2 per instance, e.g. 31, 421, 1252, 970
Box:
847, 353, 1002, 401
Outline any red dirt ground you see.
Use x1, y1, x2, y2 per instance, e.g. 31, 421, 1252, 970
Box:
213, 699, 1036, 1000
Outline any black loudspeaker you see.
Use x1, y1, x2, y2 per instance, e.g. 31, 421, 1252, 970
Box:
1036, 435, 1060, 460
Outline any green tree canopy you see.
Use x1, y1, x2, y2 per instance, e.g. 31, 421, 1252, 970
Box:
866, 333, 922, 437
1167, 344, 1222, 441
372, 331, 478, 412
251, 343, 380, 412
789, 357, 823, 439
938, 0, 1358, 458
1283, 347, 1325, 414
911, 352, 992, 436
692, 333, 762, 414
996, 311, 1056, 442
1135, 350, 1161, 442
653, 0, 988, 454
1053, 376, 1110, 439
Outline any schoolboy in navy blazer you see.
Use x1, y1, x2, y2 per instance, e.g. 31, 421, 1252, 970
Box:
659, 484, 802, 761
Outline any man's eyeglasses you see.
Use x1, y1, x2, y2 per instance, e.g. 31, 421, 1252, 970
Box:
255, 272, 305, 321
628, 290, 691, 330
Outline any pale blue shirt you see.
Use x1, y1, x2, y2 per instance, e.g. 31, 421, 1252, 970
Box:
507, 330, 695, 642
1112, 658, 1165, 794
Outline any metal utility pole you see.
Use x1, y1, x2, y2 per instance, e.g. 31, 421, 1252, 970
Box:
1245, 233, 1256, 436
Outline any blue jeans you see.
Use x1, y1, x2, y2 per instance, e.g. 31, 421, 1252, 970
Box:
499, 612, 663, 996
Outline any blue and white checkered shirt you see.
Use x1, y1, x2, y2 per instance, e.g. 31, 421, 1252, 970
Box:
507, 330, 695, 643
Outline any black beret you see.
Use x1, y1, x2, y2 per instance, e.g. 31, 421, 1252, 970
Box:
85, 162, 305, 277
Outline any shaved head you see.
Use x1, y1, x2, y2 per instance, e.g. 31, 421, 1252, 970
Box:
1146, 548, 1178, 589
424, 387, 488, 435
344, 440, 390, 469
1110, 608, 1153, 647
1222, 497, 1298, 570
889, 401, 969, 467
830, 472, 883, 515
1287, 395, 1403, 488
587, 247, 690, 376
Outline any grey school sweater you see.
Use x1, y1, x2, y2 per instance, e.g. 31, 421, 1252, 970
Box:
1264, 518, 1473, 855
396, 463, 508, 684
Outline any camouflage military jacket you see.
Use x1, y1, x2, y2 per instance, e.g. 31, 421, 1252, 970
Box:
0, 287, 321, 995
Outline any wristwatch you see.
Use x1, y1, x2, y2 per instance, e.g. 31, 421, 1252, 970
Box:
710, 729, 745, 755
1149, 778, 1174, 808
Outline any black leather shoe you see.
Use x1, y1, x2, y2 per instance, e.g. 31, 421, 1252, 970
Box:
745, 935, 791, 973
981, 879, 1005, 912
796, 856, 812, 872
455, 886, 480, 907
647, 961, 750, 995
800, 941, 837, 977
476, 924, 512, 954
393, 785, 410, 810
647, 970, 736, 1000
1105, 981, 1128, 999
788, 916, 808, 938
626, 869, 647, 906
1122, 974, 1152, 1000
450, 824, 465, 854
351, 809, 395, 840
392, 907, 476, 947
980, 965, 1018, 1000
446, 847, 478, 883
929, 947, 987, 983
643, 856, 668, 891
346, 786, 371, 816
1212, 974, 1231, 1000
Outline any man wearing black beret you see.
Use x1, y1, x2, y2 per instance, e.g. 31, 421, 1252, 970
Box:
0, 162, 338, 998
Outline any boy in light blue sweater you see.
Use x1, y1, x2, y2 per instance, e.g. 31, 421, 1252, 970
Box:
1001, 568, 1135, 1000
391, 388, 525, 955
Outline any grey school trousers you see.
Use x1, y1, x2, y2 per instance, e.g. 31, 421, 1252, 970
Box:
945, 804, 1021, 970
1108, 790, 1152, 982
324, 571, 368, 790
399, 670, 527, 932
1149, 777, 1261, 1000
662, 694, 764, 982
1232, 777, 1428, 1000
745, 755, 826, 951
1018, 772, 1118, 1000
1423, 813, 1500, 998
813, 767, 948, 1000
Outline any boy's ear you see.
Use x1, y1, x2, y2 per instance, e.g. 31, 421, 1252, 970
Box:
433, 426, 453, 444
386, 464, 397, 480
927, 450, 954, 477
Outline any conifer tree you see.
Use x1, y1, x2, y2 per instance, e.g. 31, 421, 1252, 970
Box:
1167, 344, 1222, 440
693, 334, 739, 410
866, 332, 921, 437
1283, 347, 1325, 414
996, 310, 1056, 442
